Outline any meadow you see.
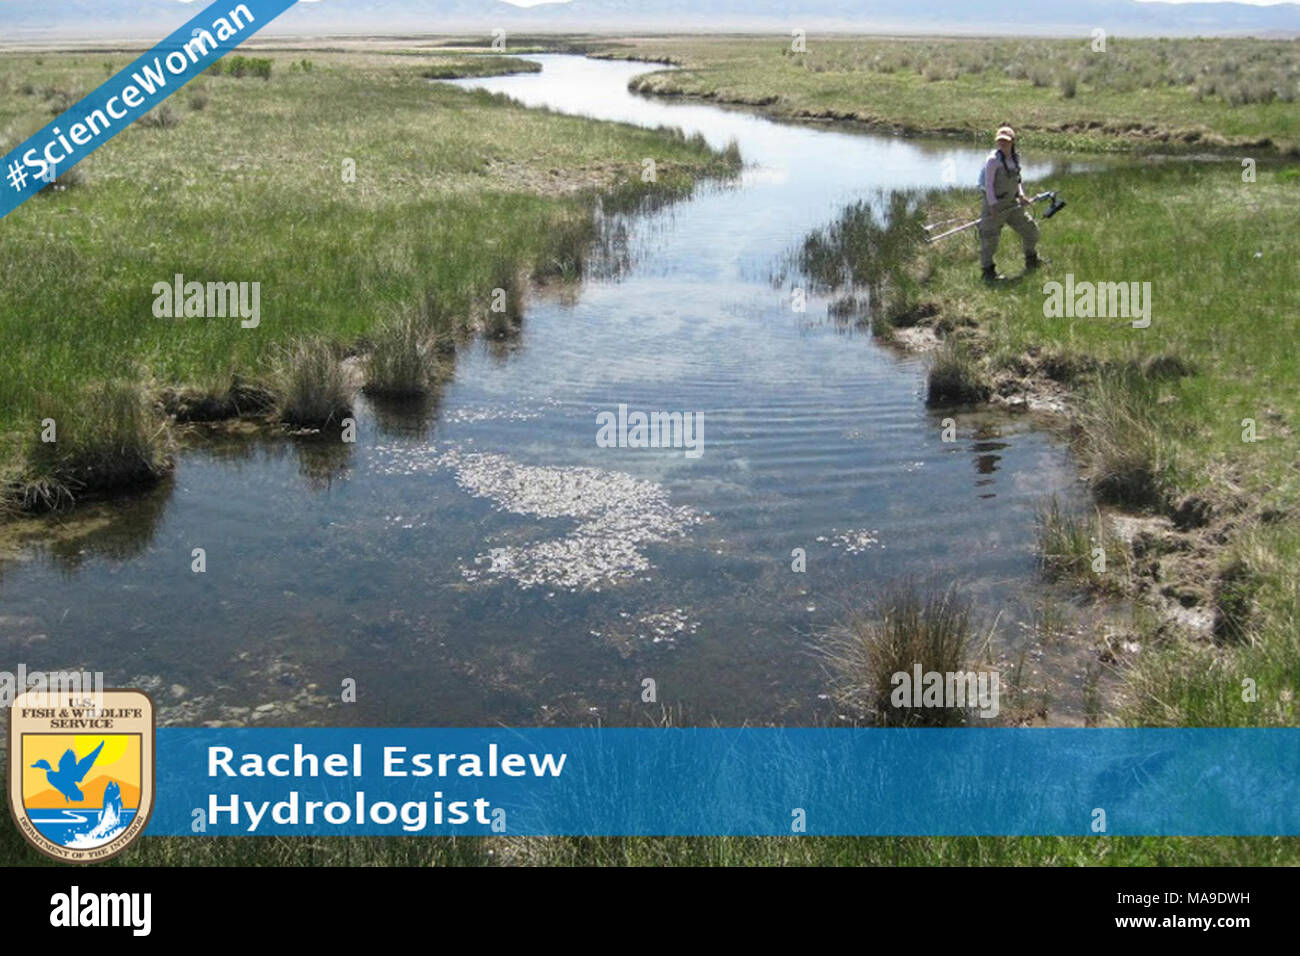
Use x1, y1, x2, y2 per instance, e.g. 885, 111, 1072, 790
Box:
598, 35, 1300, 154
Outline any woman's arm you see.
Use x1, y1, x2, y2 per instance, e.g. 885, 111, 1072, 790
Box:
983, 154, 1000, 207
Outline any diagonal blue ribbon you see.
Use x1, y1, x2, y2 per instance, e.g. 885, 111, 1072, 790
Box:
1, 0, 299, 221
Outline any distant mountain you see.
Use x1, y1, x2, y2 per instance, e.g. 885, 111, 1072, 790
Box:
2, 0, 1297, 41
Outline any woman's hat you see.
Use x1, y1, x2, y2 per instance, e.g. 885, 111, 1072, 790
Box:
995, 125, 1016, 142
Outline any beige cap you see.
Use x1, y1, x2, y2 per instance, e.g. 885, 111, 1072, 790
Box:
995, 125, 1016, 142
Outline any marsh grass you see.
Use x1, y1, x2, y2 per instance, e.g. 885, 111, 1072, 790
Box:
797, 191, 933, 343
1036, 496, 1125, 593
363, 312, 445, 398
531, 215, 596, 282
421, 56, 542, 80
1036, 496, 1099, 576
820, 583, 978, 726
276, 340, 354, 430
137, 103, 180, 128
720, 137, 743, 167
799, 193, 924, 293
16, 379, 172, 511
608, 36, 1300, 153
1077, 372, 1177, 511
483, 258, 526, 340
926, 339, 991, 406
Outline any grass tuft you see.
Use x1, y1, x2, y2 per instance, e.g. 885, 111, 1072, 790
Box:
276, 339, 354, 430
926, 339, 991, 406
1212, 557, 1260, 645
820, 582, 978, 726
362, 311, 445, 398
1077, 373, 1175, 511
137, 103, 181, 129
16, 379, 172, 511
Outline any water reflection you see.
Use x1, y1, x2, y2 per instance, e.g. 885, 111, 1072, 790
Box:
42, 480, 174, 571
369, 391, 444, 439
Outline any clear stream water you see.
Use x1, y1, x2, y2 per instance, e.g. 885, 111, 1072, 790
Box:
0, 55, 1103, 727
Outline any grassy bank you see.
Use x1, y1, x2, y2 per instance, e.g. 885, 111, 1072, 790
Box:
785, 136, 1298, 731
419, 55, 543, 80
913, 160, 1300, 728
598, 35, 1300, 154
0, 48, 737, 510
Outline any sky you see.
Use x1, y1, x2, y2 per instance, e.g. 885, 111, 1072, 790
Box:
2, 0, 1297, 41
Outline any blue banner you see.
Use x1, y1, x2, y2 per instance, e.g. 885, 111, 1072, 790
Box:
1, 0, 299, 220
148, 728, 1300, 836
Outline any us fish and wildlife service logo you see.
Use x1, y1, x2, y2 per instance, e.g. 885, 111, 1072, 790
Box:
8, 689, 155, 862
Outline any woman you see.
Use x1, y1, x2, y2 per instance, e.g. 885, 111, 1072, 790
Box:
978, 125, 1044, 281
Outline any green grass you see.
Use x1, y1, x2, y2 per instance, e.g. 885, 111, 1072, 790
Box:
926, 338, 992, 406
1036, 496, 1126, 594
600, 35, 1300, 154
1076, 369, 1182, 510
419, 55, 543, 80
362, 301, 452, 398
15, 378, 173, 511
484, 834, 1300, 867
0, 49, 738, 508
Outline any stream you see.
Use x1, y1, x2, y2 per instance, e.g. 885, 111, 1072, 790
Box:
0, 55, 1108, 727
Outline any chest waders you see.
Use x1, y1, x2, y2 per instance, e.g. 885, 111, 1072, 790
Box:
979, 150, 1040, 274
